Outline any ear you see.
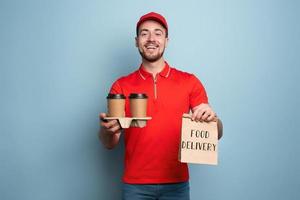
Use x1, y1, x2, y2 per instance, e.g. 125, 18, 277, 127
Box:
165, 37, 169, 48
135, 37, 138, 47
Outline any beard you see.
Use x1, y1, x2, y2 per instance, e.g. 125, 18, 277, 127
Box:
138, 46, 165, 63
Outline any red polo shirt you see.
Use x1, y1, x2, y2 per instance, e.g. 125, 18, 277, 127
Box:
109, 61, 208, 184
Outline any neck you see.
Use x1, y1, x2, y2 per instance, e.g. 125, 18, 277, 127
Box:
142, 58, 166, 76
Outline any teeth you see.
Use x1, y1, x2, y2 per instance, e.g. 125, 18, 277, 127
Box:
146, 46, 157, 49
145, 44, 158, 49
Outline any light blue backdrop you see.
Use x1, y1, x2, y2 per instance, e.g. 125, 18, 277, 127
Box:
1, 0, 299, 199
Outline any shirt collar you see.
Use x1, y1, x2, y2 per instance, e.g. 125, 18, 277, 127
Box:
138, 61, 171, 80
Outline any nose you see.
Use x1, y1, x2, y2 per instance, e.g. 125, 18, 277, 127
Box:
147, 32, 155, 41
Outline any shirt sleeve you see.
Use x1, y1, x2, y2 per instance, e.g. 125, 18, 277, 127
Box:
189, 74, 208, 109
109, 79, 123, 94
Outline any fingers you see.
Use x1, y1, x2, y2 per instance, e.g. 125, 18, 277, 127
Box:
99, 113, 122, 135
195, 109, 205, 122
207, 113, 217, 122
101, 119, 117, 129
192, 104, 216, 122
206, 114, 215, 122
192, 107, 204, 121
109, 123, 121, 133
99, 113, 107, 122
201, 111, 210, 121
100, 119, 122, 134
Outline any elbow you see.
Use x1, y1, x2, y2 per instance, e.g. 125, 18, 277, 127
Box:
105, 144, 116, 150
217, 118, 223, 140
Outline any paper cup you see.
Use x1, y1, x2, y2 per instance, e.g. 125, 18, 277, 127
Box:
106, 93, 126, 117
129, 93, 148, 117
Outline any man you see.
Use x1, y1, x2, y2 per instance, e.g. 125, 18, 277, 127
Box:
99, 12, 222, 200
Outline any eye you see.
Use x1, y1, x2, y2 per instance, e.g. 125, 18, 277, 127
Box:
155, 31, 163, 37
140, 32, 148, 37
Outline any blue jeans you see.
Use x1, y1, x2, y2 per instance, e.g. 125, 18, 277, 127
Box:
122, 182, 190, 200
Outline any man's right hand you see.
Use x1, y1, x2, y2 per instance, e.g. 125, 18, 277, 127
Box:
99, 113, 122, 135
99, 113, 122, 149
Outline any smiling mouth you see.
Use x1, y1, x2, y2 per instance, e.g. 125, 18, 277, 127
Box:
145, 43, 159, 50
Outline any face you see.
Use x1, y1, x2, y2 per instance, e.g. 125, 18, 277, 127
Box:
135, 20, 169, 62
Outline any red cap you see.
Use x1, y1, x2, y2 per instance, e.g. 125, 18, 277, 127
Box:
136, 12, 168, 35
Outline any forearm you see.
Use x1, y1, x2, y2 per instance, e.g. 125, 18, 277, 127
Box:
99, 128, 121, 149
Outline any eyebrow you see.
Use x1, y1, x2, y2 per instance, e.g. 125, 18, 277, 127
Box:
154, 29, 163, 33
139, 28, 164, 33
139, 29, 149, 33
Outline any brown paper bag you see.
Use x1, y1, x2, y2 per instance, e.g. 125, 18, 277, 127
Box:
179, 114, 218, 165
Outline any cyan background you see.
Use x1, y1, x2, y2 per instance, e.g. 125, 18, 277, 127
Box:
1, 0, 299, 199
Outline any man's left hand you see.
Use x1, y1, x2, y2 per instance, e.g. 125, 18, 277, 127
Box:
192, 103, 217, 122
